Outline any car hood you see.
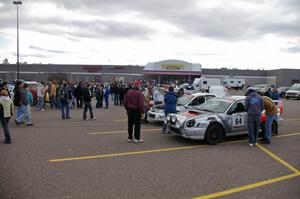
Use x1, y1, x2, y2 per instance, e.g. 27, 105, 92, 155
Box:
175, 110, 215, 123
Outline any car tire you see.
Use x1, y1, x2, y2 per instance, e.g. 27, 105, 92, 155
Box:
204, 124, 224, 145
286, 96, 289, 100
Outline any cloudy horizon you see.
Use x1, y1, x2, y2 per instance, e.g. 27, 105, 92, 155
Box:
0, 0, 300, 69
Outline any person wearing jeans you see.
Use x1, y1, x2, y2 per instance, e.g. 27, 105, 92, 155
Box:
245, 88, 263, 147
162, 86, 177, 133
36, 82, 45, 111
262, 96, 278, 144
60, 83, 70, 119
0, 90, 14, 144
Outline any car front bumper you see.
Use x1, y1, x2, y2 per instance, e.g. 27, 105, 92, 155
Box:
168, 125, 206, 140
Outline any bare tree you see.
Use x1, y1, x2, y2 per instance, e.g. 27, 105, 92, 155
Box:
2, 58, 9, 64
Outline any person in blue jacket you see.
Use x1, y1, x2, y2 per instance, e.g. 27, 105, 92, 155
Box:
162, 86, 177, 133
104, 84, 110, 109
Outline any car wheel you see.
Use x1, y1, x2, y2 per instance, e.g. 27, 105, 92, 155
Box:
204, 124, 224, 145
286, 96, 289, 100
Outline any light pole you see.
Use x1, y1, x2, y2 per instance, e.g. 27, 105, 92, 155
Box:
13, 0, 22, 81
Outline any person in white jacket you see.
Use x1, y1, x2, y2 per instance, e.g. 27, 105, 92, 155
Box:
36, 81, 45, 111
0, 90, 14, 144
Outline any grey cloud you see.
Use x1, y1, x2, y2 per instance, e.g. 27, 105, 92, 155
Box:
285, 46, 300, 53
29, 45, 69, 54
2, 0, 300, 42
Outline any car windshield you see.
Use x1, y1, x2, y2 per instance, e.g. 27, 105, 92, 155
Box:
289, 86, 300, 91
195, 98, 233, 113
177, 95, 193, 106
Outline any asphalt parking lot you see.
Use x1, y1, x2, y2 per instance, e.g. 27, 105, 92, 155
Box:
0, 97, 299, 199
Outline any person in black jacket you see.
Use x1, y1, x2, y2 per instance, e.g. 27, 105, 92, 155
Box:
83, 83, 95, 120
75, 82, 84, 109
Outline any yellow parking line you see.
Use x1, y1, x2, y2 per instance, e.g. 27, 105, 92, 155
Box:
276, 132, 300, 138
257, 144, 300, 173
88, 128, 161, 135
193, 173, 300, 199
49, 145, 204, 163
51, 132, 300, 163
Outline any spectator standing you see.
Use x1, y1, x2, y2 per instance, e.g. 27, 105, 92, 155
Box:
95, 84, 103, 108
0, 90, 14, 144
124, 80, 145, 143
245, 88, 263, 147
143, 87, 152, 123
25, 84, 34, 126
119, 85, 126, 105
261, 96, 278, 144
114, 84, 120, 105
104, 84, 110, 109
83, 83, 95, 120
50, 81, 57, 109
15, 83, 30, 125
36, 81, 45, 111
13, 81, 23, 121
271, 88, 280, 100
68, 82, 76, 109
75, 82, 84, 109
162, 86, 177, 133
60, 83, 70, 119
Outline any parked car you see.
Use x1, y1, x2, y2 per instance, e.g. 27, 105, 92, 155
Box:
166, 96, 283, 145
147, 93, 215, 122
252, 84, 271, 93
277, 87, 289, 98
285, 84, 300, 100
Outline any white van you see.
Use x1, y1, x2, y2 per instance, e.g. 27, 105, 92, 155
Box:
193, 77, 221, 92
223, 78, 245, 89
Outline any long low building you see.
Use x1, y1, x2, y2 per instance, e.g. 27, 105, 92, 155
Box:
0, 59, 299, 87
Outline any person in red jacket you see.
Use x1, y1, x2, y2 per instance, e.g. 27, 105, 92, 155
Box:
124, 80, 145, 143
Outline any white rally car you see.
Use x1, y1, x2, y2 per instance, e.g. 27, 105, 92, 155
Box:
167, 96, 283, 145
147, 93, 215, 122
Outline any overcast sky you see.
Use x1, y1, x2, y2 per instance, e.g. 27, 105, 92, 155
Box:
0, 0, 300, 69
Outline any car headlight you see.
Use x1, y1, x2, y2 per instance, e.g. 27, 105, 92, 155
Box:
167, 114, 172, 121
186, 119, 196, 128
171, 115, 177, 123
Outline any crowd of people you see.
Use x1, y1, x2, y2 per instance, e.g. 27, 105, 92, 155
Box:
0, 79, 282, 146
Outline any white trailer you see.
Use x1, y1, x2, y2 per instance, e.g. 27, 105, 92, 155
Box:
222, 78, 245, 89
193, 77, 221, 92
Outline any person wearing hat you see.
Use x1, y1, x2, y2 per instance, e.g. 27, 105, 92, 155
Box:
0, 90, 14, 143
162, 86, 178, 133
245, 88, 263, 147
124, 80, 145, 143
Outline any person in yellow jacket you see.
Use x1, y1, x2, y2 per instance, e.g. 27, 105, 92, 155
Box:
261, 96, 278, 144
0, 90, 14, 144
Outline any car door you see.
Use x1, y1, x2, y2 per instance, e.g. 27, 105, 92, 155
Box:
227, 100, 248, 134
